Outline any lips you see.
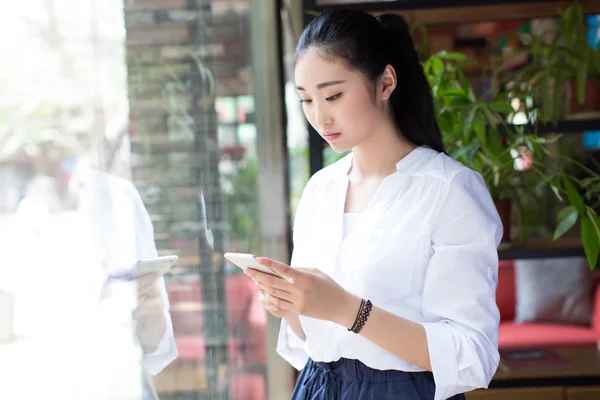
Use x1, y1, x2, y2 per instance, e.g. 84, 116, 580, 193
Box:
322, 132, 342, 141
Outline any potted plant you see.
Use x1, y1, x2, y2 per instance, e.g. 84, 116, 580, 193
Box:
500, 1, 600, 123
423, 49, 600, 268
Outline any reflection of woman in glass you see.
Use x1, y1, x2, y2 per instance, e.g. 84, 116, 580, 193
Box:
1, 138, 176, 377
245, 9, 502, 400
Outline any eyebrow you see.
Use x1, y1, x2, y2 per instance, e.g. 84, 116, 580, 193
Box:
296, 80, 346, 91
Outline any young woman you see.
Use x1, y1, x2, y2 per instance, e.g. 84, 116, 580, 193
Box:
244, 8, 502, 400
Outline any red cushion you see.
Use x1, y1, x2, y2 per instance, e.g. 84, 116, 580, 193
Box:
496, 261, 516, 321
174, 337, 251, 365
229, 372, 265, 400
225, 275, 268, 366
174, 336, 206, 360
166, 279, 203, 303
225, 275, 256, 329
499, 322, 598, 350
167, 278, 204, 336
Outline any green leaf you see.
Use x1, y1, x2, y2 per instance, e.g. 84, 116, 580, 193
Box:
462, 106, 477, 135
437, 112, 453, 136
488, 101, 514, 114
553, 208, 578, 240
557, 205, 574, 221
481, 107, 498, 130
451, 140, 479, 161
563, 177, 586, 214
442, 89, 468, 98
529, 134, 562, 144
438, 51, 467, 61
586, 207, 600, 242
460, 72, 471, 97
432, 57, 444, 76
550, 182, 563, 201
581, 216, 600, 268
473, 114, 486, 145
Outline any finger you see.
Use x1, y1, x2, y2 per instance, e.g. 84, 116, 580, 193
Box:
137, 273, 161, 289
246, 268, 295, 292
255, 283, 277, 303
260, 295, 281, 309
134, 295, 163, 318
263, 293, 294, 310
264, 305, 283, 317
258, 287, 269, 299
258, 282, 293, 302
255, 257, 303, 282
259, 292, 288, 313
260, 297, 275, 307
265, 304, 284, 315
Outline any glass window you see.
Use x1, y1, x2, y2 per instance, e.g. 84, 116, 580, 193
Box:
0, 1, 279, 398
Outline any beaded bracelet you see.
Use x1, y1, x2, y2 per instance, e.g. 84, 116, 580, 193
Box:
348, 298, 372, 334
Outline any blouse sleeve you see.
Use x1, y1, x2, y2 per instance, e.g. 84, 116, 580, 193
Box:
129, 180, 178, 375
419, 169, 502, 400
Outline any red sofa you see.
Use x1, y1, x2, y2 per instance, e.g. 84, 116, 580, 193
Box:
497, 260, 600, 349
163, 260, 599, 395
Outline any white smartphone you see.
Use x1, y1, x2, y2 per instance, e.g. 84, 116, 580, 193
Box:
110, 255, 179, 281
224, 252, 284, 278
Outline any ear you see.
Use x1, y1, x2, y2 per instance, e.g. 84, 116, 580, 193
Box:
378, 64, 397, 101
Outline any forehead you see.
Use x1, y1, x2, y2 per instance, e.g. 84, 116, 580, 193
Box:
295, 50, 356, 89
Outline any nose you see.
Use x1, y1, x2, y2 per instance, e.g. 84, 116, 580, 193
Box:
313, 103, 333, 128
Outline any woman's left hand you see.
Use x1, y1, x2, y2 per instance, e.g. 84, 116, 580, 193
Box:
133, 273, 166, 353
244, 258, 360, 329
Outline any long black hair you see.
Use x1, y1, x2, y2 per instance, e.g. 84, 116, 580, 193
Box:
296, 8, 445, 153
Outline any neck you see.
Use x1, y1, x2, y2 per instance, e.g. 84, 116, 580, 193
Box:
350, 121, 417, 179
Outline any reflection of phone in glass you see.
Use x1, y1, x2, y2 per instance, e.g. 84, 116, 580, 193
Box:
110, 255, 179, 281
224, 253, 284, 278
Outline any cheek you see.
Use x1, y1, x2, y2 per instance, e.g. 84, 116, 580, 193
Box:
339, 95, 380, 132
302, 105, 315, 126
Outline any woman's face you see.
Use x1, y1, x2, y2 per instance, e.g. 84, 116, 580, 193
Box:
295, 49, 386, 153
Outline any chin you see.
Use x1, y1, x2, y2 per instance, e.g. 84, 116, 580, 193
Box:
328, 142, 352, 154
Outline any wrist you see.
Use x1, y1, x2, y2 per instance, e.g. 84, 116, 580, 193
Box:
333, 290, 362, 329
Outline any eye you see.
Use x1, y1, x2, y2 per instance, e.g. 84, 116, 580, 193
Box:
326, 92, 342, 102
299, 98, 312, 105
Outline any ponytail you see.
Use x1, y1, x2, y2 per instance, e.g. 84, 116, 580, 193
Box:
376, 14, 445, 153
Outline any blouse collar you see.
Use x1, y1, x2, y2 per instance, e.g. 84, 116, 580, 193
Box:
333, 145, 437, 179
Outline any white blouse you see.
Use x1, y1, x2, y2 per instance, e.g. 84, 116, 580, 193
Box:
277, 146, 502, 400
342, 213, 364, 240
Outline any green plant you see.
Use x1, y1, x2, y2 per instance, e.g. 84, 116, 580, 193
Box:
498, 1, 600, 124
295, 9, 600, 267
425, 51, 520, 201
222, 158, 262, 255
423, 50, 600, 268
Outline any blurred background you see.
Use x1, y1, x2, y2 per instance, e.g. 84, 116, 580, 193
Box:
0, 0, 600, 399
